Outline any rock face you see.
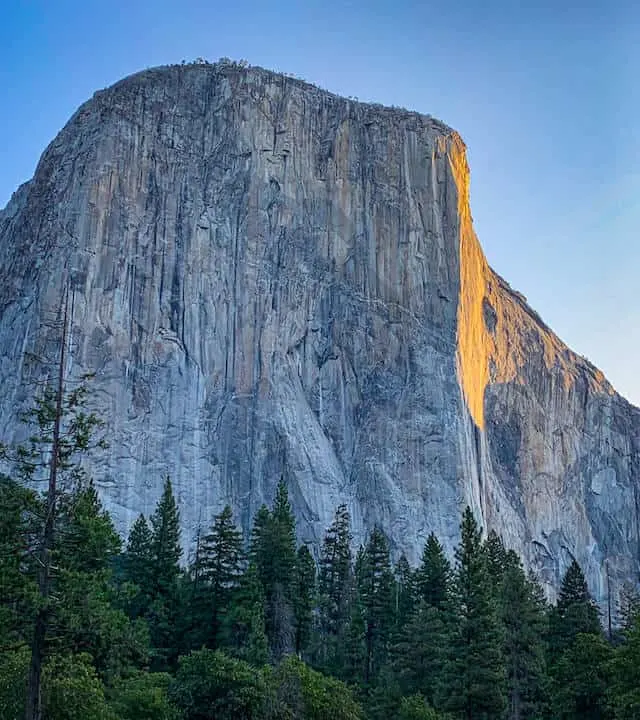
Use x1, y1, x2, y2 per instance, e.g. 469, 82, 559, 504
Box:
0, 61, 638, 605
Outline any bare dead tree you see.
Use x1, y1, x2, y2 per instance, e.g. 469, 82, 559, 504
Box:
24, 287, 69, 720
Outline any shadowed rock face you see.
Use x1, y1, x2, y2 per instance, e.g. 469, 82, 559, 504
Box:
0, 61, 638, 605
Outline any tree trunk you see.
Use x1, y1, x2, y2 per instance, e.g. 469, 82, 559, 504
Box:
25, 291, 68, 720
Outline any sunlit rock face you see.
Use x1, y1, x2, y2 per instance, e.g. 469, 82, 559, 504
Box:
0, 61, 638, 606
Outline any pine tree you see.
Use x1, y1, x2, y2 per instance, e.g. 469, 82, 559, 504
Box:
437, 506, 506, 719
198, 505, 244, 649
53, 483, 149, 681
415, 533, 451, 609
551, 632, 612, 720
0, 476, 39, 651
499, 551, 548, 720
222, 562, 269, 666
147, 477, 183, 670
393, 554, 416, 631
609, 612, 640, 718
150, 478, 182, 596
357, 526, 395, 688
484, 529, 508, 583
618, 581, 640, 631
248, 504, 271, 580
317, 504, 354, 673
392, 600, 448, 706
293, 544, 316, 657
548, 559, 601, 657
248, 479, 298, 660
123, 514, 153, 618
391, 534, 451, 707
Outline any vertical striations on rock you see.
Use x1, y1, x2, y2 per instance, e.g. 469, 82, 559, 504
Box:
0, 60, 638, 607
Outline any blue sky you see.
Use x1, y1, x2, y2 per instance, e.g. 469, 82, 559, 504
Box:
2, 1, 638, 403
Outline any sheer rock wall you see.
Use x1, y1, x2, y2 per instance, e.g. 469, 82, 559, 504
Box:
1, 62, 638, 605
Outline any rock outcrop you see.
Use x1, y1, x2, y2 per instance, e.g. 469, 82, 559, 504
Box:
1, 60, 638, 606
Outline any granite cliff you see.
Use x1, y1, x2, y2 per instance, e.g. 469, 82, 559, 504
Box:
1, 60, 638, 606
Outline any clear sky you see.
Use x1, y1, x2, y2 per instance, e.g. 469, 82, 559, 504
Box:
1, 1, 638, 403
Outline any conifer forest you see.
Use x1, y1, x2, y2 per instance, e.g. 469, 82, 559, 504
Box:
2, 381, 640, 720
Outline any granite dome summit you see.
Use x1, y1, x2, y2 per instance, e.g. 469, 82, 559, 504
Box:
1, 60, 638, 606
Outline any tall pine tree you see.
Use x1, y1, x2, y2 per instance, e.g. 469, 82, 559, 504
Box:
250, 478, 297, 660
437, 507, 506, 719
293, 544, 316, 658
415, 533, 451, 610
357, 526, 395, 688
317, 504, 354, 674
499, 551, 548, 719
147, 477, 183, 670
197, 505, 244, 649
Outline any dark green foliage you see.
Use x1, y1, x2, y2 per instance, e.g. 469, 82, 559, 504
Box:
123, 514, 153, 617
53, 484, 149, 681
392, 600, 448, 705
317, 503, 353, 673
398, 694, 441, 720
222, 562, 269, 666
547, 557, 603, 714
108, 672, 181, 719
249, 479, 298, 660
42, 653, 114, 720
551, 632, 612, 720
0, 644, 30, 718
272, 655, 364, 719
145, 478, 183, 670
550, 559, 602, 653
293, 544, 316, 657
499, 552, 548, 719
356, 526, 395, 687
0, 476, 39, 648
195, 505, 244, 649
415, 533, 451, 610
150, 477, 183, 595
169, 648, 270, 720
394, 554, 416, 630
483, 529, 508, 583
438, 506, 506, 719
609, 613, 640, 718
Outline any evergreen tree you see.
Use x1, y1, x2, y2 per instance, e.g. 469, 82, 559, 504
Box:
123, 514, 153, 618
250, 479, 298, 660
415, 533, 451, 610
393, 554, 416, 631
437, 506, 506, 719
293, 544, 316, 657
342, 589, 367, 686
357, 526, 395, 687
548, 559, 601, 657
499, 552, 548, 719
617, 582, 640, 631
609, 613, 640, 719
0, 476, 39, 650
484, 529, 508, 583
222, 562, 269, 666
392, 600, 448, 706
392, 534, 451, 707
317, 504, 354, 673
248, 504, 271, 581
53, 482, 149, 680
197, 505, 244, 649
150, 478, 182, 596
147, 477, 183, 670
551, 632, 612, 720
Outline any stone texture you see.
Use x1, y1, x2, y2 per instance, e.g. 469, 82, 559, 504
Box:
0, 60, 638, 607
